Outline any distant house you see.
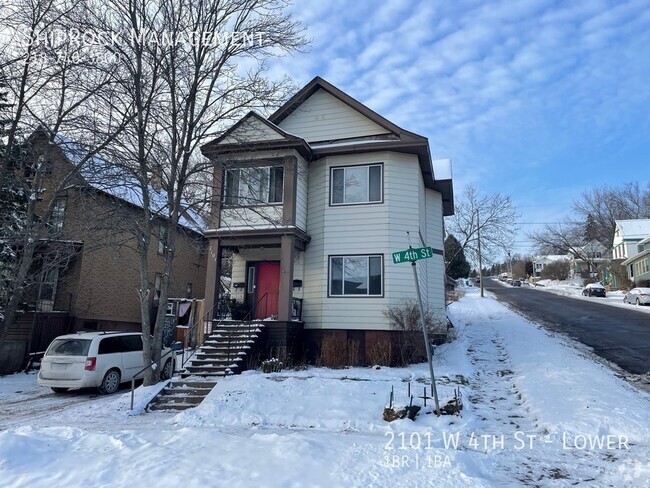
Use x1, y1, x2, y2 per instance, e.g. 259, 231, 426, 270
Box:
200, 76, 454, 363
612, 219, 650, 261
621, 235, 650, 286
1, 131, 206, 373
533, 255, 569, 277
568, 240, 610, 279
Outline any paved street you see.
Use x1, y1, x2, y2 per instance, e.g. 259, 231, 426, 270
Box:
483, 280, 650, 375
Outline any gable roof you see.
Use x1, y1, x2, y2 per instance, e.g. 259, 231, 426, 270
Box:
269, 76, 425, 142
615, 219, 650, 240
534, 255, 569, 263
201, 111, 312, 159
54, 136, 205, 234
201, 77, 455, 216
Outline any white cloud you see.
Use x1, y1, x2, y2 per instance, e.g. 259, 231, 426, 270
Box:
266, 0, 650, 246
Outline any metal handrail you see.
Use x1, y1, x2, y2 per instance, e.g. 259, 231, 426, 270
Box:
222, 292, 273, 371
180, 299, 224, 369
130, 361, 158, 410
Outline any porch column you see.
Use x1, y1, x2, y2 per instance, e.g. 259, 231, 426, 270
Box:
278, 235, 295, 321
204, 238, 222, 319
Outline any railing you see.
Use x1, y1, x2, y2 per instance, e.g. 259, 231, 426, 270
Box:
178, 293, 304, 375
220, 292, 275, 370
130, 361, 158, 410
180, 298, 227, 369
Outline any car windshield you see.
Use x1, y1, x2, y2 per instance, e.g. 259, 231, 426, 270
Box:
46, 338, 92, 357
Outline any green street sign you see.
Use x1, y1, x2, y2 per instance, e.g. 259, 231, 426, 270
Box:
392, 246, 434, 264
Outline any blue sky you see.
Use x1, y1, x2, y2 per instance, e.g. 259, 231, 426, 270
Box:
267, 0, 650, 257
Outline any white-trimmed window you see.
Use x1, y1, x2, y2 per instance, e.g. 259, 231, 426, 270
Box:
330, 164, 382, 205
224, 166, 283, 206
329, 255, 383, 296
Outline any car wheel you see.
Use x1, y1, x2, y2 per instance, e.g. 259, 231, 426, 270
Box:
51, 387, 68, 393
160, 358, 173, 380
99, 369, 121, 395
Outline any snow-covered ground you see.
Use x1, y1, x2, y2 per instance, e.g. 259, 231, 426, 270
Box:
503, 278, 650, 315
1, 288, 649, 486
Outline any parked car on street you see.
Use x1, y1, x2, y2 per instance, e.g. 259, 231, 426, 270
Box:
511, 280, 522, 287
582, 282, 606, 297
623, 288, 650, 306
37, 331, 175, 394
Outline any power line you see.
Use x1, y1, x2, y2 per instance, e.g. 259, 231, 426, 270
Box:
516, 203, 572, 208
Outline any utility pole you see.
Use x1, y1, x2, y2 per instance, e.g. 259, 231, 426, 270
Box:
477, 209, 484, 298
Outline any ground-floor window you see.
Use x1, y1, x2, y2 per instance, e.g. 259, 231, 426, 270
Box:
329, 255, 383, 296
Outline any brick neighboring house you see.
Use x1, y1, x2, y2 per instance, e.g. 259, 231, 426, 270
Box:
200, 76, 454, 364
0, 132, 206, 373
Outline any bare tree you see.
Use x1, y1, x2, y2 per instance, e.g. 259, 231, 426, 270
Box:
0, 0, 131, 354
528, 182, 650, 271
445, 184, 519, 268
90, 0, 306, 384
571, 182, 650, 247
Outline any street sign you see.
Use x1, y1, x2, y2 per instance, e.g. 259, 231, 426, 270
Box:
392, 246, 434, 264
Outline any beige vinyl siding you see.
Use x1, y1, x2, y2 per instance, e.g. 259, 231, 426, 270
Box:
296, 158, 309, 231
302, 159, 327, 327
220, 205, 283, 229
277, 89, 391, 143
416, 167, 428, 306
304, 152, 439, 331
383, 153, 422, 318
425, 190, 446, 317
220, 117, 285, 144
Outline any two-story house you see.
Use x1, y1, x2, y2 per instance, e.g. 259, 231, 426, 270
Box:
568, 240, 610, 279
533, 255, 569, 277
1, 131, 207, 374
201, 77, 454, 363
621, 235, 650, 286
612, 219, 650, 261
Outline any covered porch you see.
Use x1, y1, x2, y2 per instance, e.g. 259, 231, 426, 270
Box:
204, 227, 310, 324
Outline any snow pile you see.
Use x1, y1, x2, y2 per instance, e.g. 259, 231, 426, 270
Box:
532, 279, 650, 314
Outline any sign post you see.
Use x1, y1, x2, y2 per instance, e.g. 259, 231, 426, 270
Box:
392, 244, 441, 414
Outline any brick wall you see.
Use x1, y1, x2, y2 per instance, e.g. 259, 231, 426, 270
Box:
32, 136, 207, 329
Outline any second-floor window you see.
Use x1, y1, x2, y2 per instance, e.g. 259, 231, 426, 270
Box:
224, 166, 284, 206
331, 164, 382, 205
51, 198, 66, 232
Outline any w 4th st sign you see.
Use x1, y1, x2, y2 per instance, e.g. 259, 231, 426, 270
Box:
392, 247, 434, 264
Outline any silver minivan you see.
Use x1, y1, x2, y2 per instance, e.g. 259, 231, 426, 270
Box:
37, 331, 175, 394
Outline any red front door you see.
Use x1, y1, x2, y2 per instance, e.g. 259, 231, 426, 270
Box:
256, 261, 280, 319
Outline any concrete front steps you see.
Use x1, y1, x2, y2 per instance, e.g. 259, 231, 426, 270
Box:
147, 322, 264, 412
181, 322, 264, 378
148, 379, 217, 411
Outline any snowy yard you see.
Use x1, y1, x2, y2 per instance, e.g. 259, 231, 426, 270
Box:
1, 288, 649, 487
